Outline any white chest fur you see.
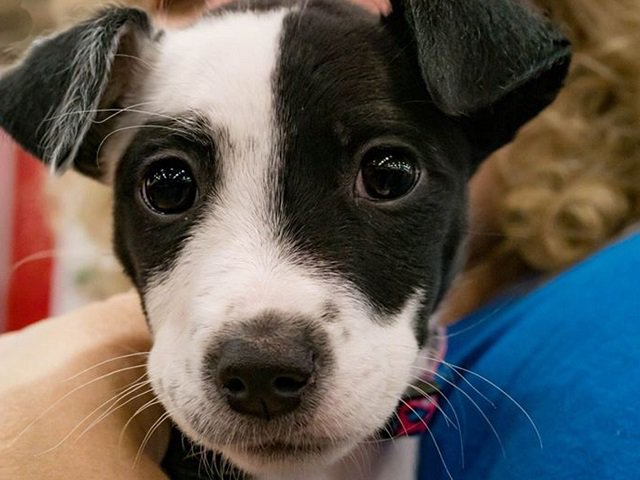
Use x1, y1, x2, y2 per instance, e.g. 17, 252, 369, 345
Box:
257, 437, 421, 480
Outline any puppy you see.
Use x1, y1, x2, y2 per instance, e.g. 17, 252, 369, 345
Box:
0, 1, 570, 478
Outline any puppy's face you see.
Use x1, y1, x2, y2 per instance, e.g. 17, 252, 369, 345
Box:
116, 5, 464, 472
0, 0, 570, 475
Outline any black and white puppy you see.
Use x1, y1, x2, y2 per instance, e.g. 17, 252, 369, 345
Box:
0, 0, 570, 478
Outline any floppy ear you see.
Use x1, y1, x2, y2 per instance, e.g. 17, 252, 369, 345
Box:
0, 8, 154, 179
387, 0, 571, 165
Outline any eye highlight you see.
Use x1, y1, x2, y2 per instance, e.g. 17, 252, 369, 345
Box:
141, 158, 197, 215
357, 147, 420, 201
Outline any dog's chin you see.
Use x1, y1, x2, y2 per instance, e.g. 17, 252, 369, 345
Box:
218, 439, 355, 476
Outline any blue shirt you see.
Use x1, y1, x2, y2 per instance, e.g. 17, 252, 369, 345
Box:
419, 232, 640, 479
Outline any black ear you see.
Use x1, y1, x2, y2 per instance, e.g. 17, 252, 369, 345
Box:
0, 8, 154, 179
387, 0, 571, 164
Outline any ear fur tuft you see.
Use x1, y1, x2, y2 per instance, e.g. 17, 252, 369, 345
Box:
0, 8, 153, 178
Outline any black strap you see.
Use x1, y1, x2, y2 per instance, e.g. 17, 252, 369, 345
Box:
161, 427, 248, 480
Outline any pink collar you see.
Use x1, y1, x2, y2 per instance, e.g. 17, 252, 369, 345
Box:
381, 330, 447, 439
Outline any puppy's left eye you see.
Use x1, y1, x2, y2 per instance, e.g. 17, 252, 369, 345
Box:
357, 148, 420, 201
142, 158, 197, 215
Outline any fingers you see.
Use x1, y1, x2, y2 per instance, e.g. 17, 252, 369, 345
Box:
0, 293, 168, 479
349, 0, 392, 15
157, 0, 393, 23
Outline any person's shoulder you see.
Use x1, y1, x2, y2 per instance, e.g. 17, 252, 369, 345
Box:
418, 231, 640, 480
451, 229, 640, 346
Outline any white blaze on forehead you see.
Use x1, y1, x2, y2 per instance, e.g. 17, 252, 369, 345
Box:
146, 10, 288, 137
142, 8, 336, 443
141, 8, 332, 329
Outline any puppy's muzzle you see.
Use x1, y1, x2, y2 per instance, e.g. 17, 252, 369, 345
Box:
205, 314, 328, 421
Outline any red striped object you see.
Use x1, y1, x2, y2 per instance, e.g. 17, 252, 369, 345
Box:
5, 148, 55, 331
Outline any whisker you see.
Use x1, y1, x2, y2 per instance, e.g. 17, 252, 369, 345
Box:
438, 359, 543, 449
439, 389, 466, 468
405, 378, 466, 466
221, 453, 234, 480
414, 369, 506, 458
195, 446, 205, 479
194, 445, 206, 479
361, 410, 402, 448
232, 454, 243, 480
398, 398, 433, 436
65, 352, 149, 382
118, 397, 164, 449
95, 124, 188, 163
399, 398, 453, 480
91, 108, 180, 125
432, 303, 511, 340
10, 249, 115, 278
213, 449, 225, 480
133, 410, 173, 468
421, 416, 454, 480
202, 446, 217, 480
297, 0, 312, 28
360, 405, 411, 446
76, 383, 154, 443
114, 53, 155, 69
346, 442, 368, 480
43, 100, 155, 122
75, 374, 149, 434
406, 383, 458, 430
35, 379, 151, 456
413, 364, 496, 409
392, 407, 410, 438
5, 363, 148, 451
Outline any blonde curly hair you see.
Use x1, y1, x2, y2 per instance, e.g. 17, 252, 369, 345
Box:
495, 0, 640, 271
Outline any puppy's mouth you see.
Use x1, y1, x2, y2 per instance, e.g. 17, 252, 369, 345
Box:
240, 440, 338, 457
221, 437, 352, 471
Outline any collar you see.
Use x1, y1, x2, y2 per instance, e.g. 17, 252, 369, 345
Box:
379, 329, 447, 439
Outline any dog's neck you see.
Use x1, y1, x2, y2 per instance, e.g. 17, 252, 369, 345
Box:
258, 437, 422, 480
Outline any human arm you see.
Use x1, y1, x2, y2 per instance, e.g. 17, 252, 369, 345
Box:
0, 293, 169, 480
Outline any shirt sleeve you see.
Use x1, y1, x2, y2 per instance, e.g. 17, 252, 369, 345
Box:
418, 232, 640, 480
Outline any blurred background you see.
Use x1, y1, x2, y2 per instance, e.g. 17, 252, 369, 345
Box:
0, 0, 211, 332
1, 1, 132, 332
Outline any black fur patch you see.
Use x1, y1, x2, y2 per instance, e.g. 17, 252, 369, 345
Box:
109, 0, 569, 342
273, 1, 467, 331
162, 428, 248, 480
386, 0, 571, 163
113, 115, 218, 293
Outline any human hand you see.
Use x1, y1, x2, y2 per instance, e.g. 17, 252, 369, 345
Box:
350, 0, 392, 14
0, 293, 169, 480
155, 0, 391, 26
206, 0, 391, 14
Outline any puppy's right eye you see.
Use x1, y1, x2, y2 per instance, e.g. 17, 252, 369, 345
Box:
356, 147, 420, 201
141, 158, 197, 215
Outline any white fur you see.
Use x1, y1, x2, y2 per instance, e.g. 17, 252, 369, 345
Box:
137, 8, 424, 477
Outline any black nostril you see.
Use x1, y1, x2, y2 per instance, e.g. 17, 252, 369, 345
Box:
214, 337, 316, 420
273, 375, 309, 395
223, 377, 247, 397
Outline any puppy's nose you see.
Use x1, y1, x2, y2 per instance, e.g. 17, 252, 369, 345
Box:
216, 338, 314, 419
